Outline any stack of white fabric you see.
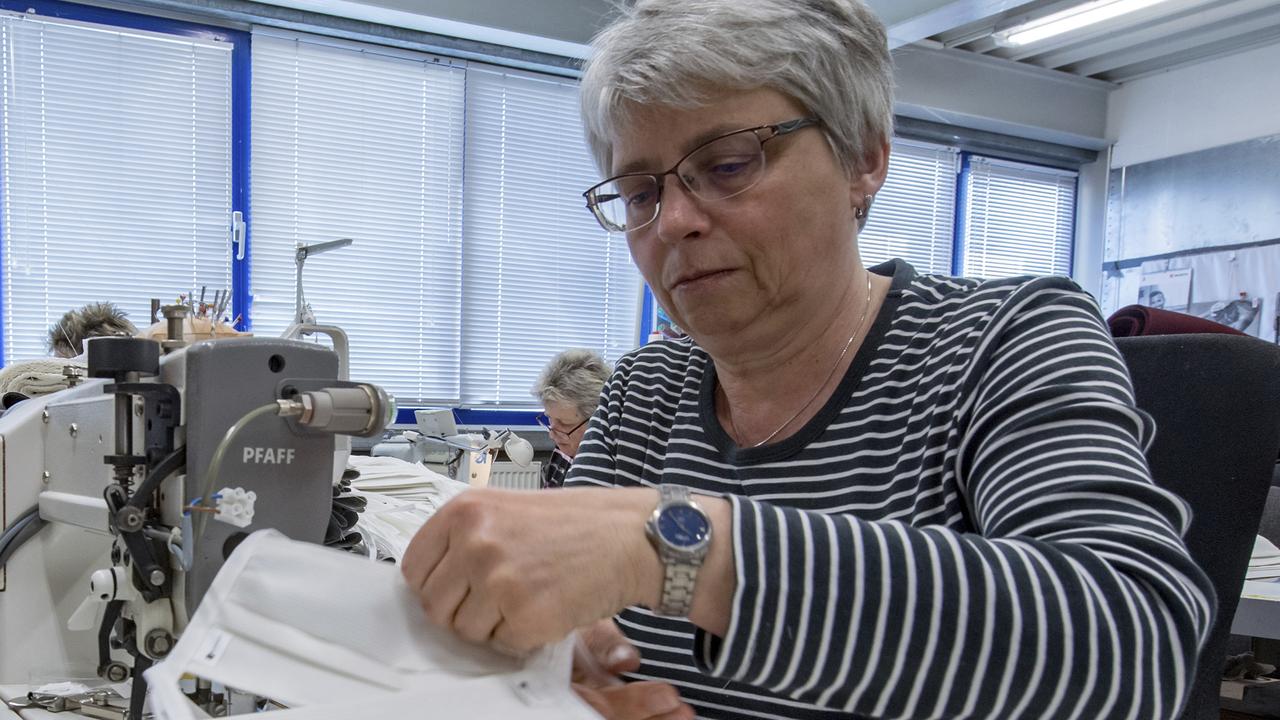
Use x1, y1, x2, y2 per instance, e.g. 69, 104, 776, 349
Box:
0, 358, 83, 396
1247, 535, 1280, 581
346, 455, 464, 502
345, 455, 470, 563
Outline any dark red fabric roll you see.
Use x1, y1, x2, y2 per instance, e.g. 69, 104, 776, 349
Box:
1107, 304, 1247, 337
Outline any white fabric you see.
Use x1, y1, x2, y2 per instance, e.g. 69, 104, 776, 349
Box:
346, 455, 464, 499
146, 530, 600, 720
0, 359, 84, 396
345, 456, 469, 559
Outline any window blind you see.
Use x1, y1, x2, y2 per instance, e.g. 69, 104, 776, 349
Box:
250, 30, 467, 404
460, 65, 641, 406
960, 156, 1076, 278
0, 13, 233, 362
859, 140, 958, 275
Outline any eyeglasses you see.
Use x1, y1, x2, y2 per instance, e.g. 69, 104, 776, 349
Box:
583, 117, 822, 233
536, 413, 588, 438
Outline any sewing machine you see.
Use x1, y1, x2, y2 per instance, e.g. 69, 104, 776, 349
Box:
0, 334, 394, 718
372, 408, 535, 487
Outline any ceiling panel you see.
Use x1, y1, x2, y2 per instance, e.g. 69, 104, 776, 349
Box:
889, 0, 1280, 83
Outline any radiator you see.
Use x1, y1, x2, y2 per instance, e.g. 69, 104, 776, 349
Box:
487, 461, 542, 490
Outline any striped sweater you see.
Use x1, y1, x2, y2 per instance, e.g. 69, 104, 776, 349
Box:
566, 259, 1213, 720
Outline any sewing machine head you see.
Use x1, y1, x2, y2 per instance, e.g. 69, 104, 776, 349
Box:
0, 336, 393, 697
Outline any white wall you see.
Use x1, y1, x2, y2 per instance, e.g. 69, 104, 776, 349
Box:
1072, 154, 1111, 299
1106, 41, 1280, 168
254, 0, 609, 57
351, 0, 612, 44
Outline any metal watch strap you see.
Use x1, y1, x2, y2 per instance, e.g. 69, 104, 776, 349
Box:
660, 483, 690, 505
656, 484, 702, 617
657, 557, 700, 617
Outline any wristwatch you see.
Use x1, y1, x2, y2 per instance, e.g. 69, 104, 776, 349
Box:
645, 485, 712, 617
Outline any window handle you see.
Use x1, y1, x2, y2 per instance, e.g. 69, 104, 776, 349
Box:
231, 210, 246, 261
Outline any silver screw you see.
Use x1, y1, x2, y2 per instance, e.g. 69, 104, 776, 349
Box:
69, 423, 78, 437
102, 662, 129, 683
149, 569, 166, 586
144, 629, 174, 657
42, 471, 50, 483
41, 409, 49, 423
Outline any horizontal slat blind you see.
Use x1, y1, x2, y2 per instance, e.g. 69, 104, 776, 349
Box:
250, 30, 466, 403
461, 65, 641, 406
961, 156, 1076, 278
1, 13, 232, 361
859, 140, 958, 275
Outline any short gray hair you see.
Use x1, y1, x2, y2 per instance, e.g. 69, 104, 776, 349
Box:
532, 349, 613, 421
580, 0, 894, 178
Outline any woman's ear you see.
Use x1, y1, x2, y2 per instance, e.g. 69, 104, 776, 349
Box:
849, 139, 891, 211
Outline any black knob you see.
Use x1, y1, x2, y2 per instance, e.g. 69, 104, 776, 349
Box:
87, 337, 160, 380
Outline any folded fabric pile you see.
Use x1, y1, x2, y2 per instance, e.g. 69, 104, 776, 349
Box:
344, 455, 470, 562
0, 358, 85, 397
1107, 304, 1246, 337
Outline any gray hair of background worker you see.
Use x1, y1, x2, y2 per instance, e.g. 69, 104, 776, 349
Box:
47, 302, 138, 358
531, 349, 612, 422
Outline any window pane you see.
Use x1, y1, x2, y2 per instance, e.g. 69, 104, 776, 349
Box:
1, 14, 232, 362
250, 30, 466, 404
860, 140, 958, 275
960, 156, 1076, 278
461, 65, 641, 406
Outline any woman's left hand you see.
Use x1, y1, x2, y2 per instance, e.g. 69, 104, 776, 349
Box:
401, 486, 661, 654
572, 619, 695, 720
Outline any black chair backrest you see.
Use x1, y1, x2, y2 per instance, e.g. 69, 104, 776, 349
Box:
1115, 333, 1280, 720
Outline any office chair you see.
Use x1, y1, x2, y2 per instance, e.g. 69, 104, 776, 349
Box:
1115, 333, 1280, 720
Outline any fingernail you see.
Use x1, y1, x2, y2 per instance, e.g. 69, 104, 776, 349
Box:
607, 645, 637, 668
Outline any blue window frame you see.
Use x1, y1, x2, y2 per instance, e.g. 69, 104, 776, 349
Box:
0, 0, 250, 363
954, 153, 1077, 279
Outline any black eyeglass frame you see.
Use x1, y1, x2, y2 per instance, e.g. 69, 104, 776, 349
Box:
582, 116, 823, 233
536, 413, 588, 438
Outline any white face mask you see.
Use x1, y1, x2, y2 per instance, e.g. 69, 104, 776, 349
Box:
145, 529, 597, 720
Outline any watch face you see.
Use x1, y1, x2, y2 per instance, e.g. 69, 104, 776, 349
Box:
658, 504, 710, 548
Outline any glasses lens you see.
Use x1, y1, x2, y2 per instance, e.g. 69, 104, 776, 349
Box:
680, 130, 766, 201
588, 175, 659, 232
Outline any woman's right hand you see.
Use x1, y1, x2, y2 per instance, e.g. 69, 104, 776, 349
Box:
572, 618, 695, 720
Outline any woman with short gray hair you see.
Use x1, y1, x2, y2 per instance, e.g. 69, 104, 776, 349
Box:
531, 349, 611, 488
406, 2, 1210, 718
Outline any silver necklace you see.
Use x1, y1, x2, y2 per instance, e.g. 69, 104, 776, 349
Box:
726, 270, 874, 449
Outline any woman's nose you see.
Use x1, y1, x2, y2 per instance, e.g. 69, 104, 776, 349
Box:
655, 177, 712, 243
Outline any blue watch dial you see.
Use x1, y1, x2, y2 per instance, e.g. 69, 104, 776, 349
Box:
658, 504, 710, 548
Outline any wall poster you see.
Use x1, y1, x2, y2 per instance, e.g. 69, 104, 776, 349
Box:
1111, 243, 1280, 341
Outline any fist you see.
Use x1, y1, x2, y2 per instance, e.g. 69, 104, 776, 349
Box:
401, 486, 660, 654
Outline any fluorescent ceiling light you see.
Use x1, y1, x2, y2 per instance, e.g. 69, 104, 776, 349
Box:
995, 0, 1172, 46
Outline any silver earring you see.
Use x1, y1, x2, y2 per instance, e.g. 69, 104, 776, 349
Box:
855, 194, 873, 219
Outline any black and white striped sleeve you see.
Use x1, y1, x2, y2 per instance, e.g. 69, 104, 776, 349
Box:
568, 344, 679, 490
690, 279, 1215, 719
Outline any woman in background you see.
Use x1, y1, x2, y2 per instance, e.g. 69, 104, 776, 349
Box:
531, 349, 611, 488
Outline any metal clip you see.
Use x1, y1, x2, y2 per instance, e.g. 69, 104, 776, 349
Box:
4, 688, 128, 719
